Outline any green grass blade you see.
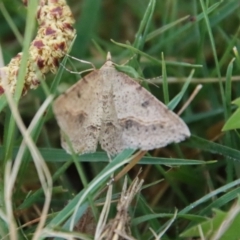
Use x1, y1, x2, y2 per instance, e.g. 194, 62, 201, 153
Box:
188, 135, 240, 161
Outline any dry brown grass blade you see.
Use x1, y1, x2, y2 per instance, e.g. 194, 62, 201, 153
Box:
114, 150, 147, 182
98, 175, 144, 240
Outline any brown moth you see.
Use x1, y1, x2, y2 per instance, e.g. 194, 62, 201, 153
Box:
53, 53, 190, 156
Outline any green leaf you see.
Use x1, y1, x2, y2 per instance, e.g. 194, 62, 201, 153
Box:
187, 135, 240, 161
115, 64, 142, 79
222, 108, 240, 131
232, 97, 240, 107
222, 96, 240, 131
0, 95, 7, 113
167, 69, 194, 111
180, 208, 240, 239
133, 0, 156, 50
0, 147, 209, 166
133, 213, 207, 226
111, 39, 202, 68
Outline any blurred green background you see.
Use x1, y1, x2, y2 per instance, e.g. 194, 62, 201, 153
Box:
1, 0, 240, 239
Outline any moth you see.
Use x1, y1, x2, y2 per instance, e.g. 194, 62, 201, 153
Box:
53, 53, 190, 156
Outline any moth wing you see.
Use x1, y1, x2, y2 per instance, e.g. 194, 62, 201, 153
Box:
98, 91, 125, 156
112, 70, 190, 151
53, 70, 103, 154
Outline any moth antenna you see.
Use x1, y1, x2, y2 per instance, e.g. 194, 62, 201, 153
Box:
60, 62, 94, 75
65, 53, 96, 69
177, 84, 202, 116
